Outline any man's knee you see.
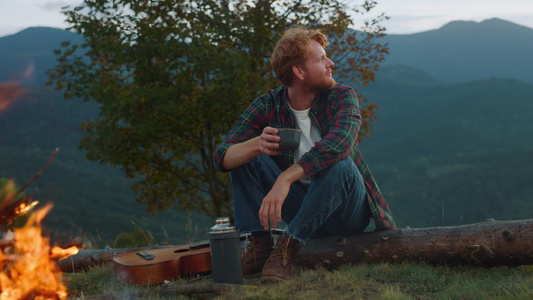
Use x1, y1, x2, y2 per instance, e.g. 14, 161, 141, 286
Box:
332, 157, 357, 171
315, 158, 359, 181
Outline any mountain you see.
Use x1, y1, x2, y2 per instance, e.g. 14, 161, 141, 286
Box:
2, 18, 532, 86
357, 65, 533, 227
1, 20, 532, 245
381, 18, 533, 83
0, 27, 83, 86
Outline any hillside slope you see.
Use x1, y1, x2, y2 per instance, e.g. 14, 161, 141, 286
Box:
358, 66, 533, 227
381, 18, 533, 83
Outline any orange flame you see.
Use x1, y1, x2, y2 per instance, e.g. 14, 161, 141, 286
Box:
0, 64, 34, 114
0, 82, 26, 113
51, 246, 79, 261
14, 200, 39, 217
0, 203, 77, 299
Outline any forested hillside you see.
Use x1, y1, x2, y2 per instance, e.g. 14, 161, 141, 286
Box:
1, 20, 532, 247
0, 87, 211, 247
358, 65, 533, 228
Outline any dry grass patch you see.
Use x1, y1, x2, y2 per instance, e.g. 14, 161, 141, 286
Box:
64, 262, 533, 299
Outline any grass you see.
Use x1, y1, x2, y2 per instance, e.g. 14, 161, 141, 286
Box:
64, 262, 533, 299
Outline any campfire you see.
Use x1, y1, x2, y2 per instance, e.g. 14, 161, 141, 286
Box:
0, 203, 79, 299
0, 173, 81, 299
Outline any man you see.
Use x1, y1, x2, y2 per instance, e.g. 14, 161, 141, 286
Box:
214, 27, 395, 282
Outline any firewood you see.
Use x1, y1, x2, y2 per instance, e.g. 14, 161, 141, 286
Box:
57, 247, 165, 272
60, 218, 533, 277
0, 148, 59, 226
294, 218, 533, 268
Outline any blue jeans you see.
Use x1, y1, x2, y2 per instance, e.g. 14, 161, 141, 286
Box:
229, 154, 371, 242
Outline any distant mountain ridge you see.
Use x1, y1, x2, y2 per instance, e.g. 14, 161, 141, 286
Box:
0, 27, 80, 53
1, 18, 531, 84
381, 18, 533, 83
0, 27, 83, 85
1, 19, 532, 245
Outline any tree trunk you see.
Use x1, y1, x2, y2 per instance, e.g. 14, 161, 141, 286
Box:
57, 247, 165, 272
59, 218, 533, 273
294, 218, 533, 268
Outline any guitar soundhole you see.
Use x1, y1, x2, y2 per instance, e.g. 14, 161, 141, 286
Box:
174, 249, 190, 253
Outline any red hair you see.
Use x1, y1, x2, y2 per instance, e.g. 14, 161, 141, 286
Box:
270, 28, 329, 86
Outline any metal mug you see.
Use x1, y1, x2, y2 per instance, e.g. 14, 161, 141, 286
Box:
277, 128, 301, 150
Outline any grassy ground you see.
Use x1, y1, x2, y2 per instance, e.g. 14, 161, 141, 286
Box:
65, 262, 533, 299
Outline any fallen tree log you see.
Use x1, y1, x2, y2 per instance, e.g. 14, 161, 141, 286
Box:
57, 248, 129, 272
57, 247, 165, 272
59, 218, 533, 273
295, 218, 533, 268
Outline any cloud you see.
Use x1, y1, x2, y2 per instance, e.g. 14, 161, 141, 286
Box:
42, 1, 76, 11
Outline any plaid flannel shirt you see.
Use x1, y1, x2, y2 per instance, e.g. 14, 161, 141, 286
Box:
214, 84, 396, 231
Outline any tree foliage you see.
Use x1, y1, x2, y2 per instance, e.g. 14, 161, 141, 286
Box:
47, 0, 389, 219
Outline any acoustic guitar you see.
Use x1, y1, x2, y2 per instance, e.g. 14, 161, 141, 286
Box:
112, 241, 212, 285
112, 229, 284, 285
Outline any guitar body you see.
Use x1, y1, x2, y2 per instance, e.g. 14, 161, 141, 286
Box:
112, 244, 212, 285
112, 231, 278, 285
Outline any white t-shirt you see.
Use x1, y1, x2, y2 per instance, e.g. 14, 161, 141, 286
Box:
289, 103, 321, 185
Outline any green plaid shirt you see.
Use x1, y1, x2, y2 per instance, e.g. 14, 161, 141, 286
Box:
214, 85, 395, 231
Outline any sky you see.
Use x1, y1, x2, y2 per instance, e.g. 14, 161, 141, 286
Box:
0, 0, 533, 38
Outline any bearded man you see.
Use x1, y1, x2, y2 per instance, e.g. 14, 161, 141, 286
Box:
214, 27, 395, 282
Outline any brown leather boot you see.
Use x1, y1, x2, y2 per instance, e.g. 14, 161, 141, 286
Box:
260, 232, 302, 282
241, 231, 273, 276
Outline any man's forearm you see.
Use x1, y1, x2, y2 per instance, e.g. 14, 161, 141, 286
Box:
277, 163, 306, 186
221, 137, 262, 170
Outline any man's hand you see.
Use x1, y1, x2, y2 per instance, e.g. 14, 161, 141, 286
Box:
259, 178, 290, 230
221, 126, 281, 170
259, 126, 282, 156
258, 163, 306, 230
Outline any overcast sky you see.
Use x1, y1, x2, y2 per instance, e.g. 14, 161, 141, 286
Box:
1, 0, 533, 37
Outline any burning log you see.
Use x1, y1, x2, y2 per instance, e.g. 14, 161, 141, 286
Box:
0, 195, 38, 227
0, 148, 59, 227
294, 218, 533, 268
56, 247, 161, 273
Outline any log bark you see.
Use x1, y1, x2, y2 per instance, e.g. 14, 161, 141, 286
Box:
60, 218, 533, 273
57, 247, 165, 272
294, 218, 533, 268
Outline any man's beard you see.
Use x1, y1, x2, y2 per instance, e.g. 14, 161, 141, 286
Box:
326, 76, 336, 89
318, 75, 336, 90
305, 69, 336, 90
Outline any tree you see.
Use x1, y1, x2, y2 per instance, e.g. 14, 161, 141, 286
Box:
295, 218, 533, 268
47, 0, 389, 219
